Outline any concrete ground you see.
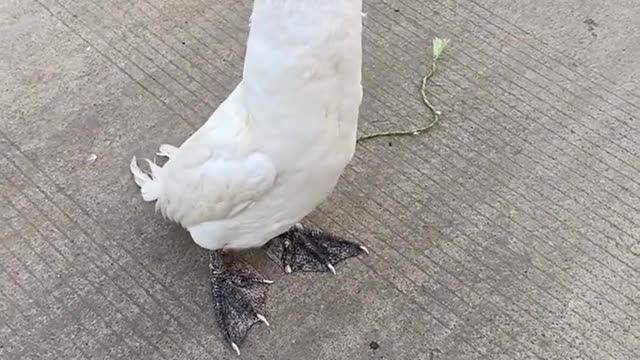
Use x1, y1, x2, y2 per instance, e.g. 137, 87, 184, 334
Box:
1, 0, 639, 359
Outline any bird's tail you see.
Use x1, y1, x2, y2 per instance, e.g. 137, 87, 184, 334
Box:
130, 156, 162, 202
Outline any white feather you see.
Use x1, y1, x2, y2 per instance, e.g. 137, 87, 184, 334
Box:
129, 156, 149, 188
156, 144, 178, 158
130, 0, 363, 251
130, 156, 162, 202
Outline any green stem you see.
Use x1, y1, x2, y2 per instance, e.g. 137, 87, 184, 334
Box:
357, 52, 442, 142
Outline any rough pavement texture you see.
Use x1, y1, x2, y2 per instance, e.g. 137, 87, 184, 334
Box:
1, 0, 639, 359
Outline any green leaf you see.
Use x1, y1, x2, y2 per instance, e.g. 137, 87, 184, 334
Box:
432, 37, 450, 61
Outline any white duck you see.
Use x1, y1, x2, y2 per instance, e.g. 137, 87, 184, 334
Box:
130, 0, 368, 354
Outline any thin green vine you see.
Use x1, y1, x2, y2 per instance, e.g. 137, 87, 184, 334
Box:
357, 37, 450, 142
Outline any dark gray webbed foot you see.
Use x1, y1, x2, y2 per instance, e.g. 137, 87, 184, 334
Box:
264, 224, 369, 274
208, 251, 273, 355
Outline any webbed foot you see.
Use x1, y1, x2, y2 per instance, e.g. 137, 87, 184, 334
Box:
208, 251, 273, 355
264, 224, 369, 274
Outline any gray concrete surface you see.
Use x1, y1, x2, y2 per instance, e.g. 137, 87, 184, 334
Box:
1, 0, 639, 359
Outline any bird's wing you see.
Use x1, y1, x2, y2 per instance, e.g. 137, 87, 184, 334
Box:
152, 86, 278, 227
158, 152, 276, 227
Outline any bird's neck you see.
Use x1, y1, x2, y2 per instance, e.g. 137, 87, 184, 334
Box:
246, 0, 363, 46
234, 0, 363, 162
241, 0, 363, 97
250, 0, 362, 16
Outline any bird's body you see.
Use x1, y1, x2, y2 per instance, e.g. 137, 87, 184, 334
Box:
132, 0, 363, 251
130, 0, 368, 353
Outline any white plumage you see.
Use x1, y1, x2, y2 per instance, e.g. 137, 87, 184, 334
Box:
131, 0, 363, 252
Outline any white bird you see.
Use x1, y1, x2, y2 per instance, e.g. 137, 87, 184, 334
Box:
130, 0, 368, 354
